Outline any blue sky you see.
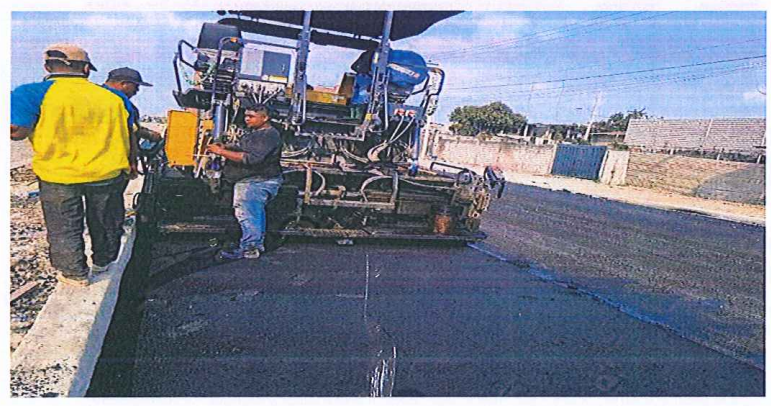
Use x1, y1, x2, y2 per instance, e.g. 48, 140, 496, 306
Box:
10, 8, 766, 126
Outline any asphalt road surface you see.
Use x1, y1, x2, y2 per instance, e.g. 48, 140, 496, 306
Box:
88, 182, 765, 397
478, 184, 765, 370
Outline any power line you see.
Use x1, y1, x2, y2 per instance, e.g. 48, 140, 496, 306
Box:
446, 67, 764, 122
531, 64, 764, 100
441, 62, 764, 103
432, 12, 677, 61
427, 11, 632, 59
434, 12, 626, 55
441, 62, 763, 101
445, 55, 766, 91
443, 63, 764, 101
445, 37, 765, 87
447, 61, 766, 98
430, 11, 643, 59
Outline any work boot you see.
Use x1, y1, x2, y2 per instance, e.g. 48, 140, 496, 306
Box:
217, 247, 261, 261
243, 248, 261, 259
56, 273, 90, 287
90, 262, 113, 276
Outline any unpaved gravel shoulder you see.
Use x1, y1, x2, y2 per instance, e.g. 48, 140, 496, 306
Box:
9, 163, 141, 355
11, 140, 34, 170
10, 166, 57, 352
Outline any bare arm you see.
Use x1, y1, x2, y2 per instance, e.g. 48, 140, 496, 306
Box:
207, 143, 246, 163
128, 128, 139, 178
10, 125, 31, 141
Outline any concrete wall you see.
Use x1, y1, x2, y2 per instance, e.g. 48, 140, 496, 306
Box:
599, 150, 629, 186
625, 152, 765, 205
429, 134, 764, 205
432, 135, 556, 175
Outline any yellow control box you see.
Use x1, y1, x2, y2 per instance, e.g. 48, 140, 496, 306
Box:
165, 110, 199, 167
287, 85, 349, 106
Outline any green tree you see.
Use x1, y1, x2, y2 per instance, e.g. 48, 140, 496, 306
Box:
594, 108, 653, 133
449, 101, 527, 137
449, 105, 482, 136
550, 123, 585, 140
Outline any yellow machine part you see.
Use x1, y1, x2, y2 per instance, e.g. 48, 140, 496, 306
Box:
165, 110, 199, 167
306, 90, 348, 106
287, 85, 349, 106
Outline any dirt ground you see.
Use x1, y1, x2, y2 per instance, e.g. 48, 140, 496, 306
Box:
9, 166, 57, 352
518, 173, 762, 223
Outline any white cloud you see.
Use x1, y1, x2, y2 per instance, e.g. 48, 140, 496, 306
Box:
139, 12, 206, 29
396, 13, 531, 61
79, 12, 204, 29
444, 12, 530, 29
743, 89, 766, 103
637, 18, 766, 27
396, 36, 483, 58
13, 12, 204, 29
78, 15, 131, 27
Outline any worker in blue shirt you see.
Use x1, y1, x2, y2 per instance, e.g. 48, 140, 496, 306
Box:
103, 67, 160, 178
10, 44, 134, 287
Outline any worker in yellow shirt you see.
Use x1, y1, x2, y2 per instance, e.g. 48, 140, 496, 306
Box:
11, 44, 135, 287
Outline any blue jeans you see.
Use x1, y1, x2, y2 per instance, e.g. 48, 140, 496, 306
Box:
233, 177, 282, 251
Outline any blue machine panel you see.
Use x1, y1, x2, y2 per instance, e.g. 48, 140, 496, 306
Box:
551, 144, 607, 180
262, 51, 291, 78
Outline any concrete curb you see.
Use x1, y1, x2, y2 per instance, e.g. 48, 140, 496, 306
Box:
10, 174, 145, 398
10, 218, 137, 397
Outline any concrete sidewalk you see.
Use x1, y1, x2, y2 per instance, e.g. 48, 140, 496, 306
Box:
501, 171, 765, 226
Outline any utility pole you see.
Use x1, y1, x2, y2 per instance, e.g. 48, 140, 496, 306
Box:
583, 92, 603, 141
526, 84, 535, 114
554, 81, 565, 123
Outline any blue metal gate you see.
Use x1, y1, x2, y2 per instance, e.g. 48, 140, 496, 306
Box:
551, 144, 607, 180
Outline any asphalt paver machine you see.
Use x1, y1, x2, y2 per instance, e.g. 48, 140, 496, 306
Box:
136, 10, 505, 243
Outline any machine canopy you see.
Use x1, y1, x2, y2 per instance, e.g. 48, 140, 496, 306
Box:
217, 11, 461, 50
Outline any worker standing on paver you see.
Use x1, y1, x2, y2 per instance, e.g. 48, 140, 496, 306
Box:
10, 44, 135, 287
207, 103, 284, 260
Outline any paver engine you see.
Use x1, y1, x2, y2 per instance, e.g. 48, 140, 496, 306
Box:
137, 11, 505, 243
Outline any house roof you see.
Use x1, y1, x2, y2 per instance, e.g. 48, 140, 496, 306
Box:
624, 118, 766, 153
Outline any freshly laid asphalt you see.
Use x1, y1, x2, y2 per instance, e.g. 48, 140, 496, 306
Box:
89, 231, 764, 396
479, 184, 765, 370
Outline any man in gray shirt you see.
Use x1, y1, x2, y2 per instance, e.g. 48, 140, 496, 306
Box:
207, 103, 283, 260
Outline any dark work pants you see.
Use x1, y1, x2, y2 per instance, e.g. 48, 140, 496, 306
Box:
39, 175, 128, 277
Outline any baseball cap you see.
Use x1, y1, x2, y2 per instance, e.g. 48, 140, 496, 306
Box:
44, 43, 97, 71
107, 67, 153, 87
